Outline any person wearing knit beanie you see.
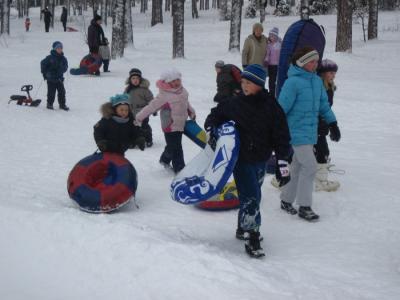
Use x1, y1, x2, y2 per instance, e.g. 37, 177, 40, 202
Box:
241, 64, 266, 88
242, 23, 268, 68
160, 68, 182, 83
52, 41, 63, 50
110, 93, 130, 107
317, 59, 338, 74
269, 27, 279, 38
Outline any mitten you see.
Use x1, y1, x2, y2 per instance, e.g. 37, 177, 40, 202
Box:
329, 122, 341, 142
207, 129, 218, 151
275, 160, 290, 187
134, 136, 146, 151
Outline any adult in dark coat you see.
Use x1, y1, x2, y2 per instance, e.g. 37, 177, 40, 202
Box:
61, 7, 68, 32
41, 7, 52, 32
213, 60, 242, 103
87, 15, 105, 54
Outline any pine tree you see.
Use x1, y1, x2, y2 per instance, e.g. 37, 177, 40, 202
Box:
276, 0, 291, 15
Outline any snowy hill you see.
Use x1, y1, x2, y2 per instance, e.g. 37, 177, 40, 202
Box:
1, 7, 400, 300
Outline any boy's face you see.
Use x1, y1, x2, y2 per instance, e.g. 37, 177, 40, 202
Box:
303, 59, 318, 73
55, 47, 63, 54
322, 71, 336, 83
130, 76, 141, 86
115, 104, 130, 119
168, 79, 181, 89
241, 78, 262, 95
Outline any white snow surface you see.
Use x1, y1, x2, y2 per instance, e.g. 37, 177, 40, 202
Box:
1, 7, 400, 300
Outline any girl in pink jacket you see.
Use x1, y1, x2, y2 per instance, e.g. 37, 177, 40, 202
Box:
264, 27, 282, 97
135, 69, 196, 173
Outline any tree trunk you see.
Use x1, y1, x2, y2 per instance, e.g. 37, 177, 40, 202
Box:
111, 0, 126, 59
101, 0, 108, 26
152, 0, 163, 26
229, 0, 242, 51
300, 0, 309, 19
51, 0, 55, 28
368, 0, 378, 39
1, 0, 10, 34
336, 0, 352, 52
125, 0, 133, 45
165, 0, 171, 11
260, 0, 266, 22
172, 0, 184, 58
219, 0, 229, 20
192, 0, 199, 18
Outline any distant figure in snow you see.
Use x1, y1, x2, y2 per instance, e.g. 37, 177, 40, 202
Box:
242, 23, 268, 70
41, 7, 52, 33
25, 17, 31, 32
99, 37, 111, 73
61, 7, 68, 32
264, 27, 282, 97
87, 15, 105, 54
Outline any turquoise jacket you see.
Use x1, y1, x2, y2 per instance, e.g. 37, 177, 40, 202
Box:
278, 65, 336, 146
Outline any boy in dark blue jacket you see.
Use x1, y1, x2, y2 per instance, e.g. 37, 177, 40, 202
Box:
41, 41, 69, 111
204, 64, 291, 258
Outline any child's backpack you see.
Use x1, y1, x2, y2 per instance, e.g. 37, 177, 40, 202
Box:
276, 19, 325, 98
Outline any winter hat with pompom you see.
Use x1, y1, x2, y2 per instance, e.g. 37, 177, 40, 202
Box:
160, 68, 182, 83
269, 27, 279, 37
110, 93, 129, 107
318, 59, 338, 74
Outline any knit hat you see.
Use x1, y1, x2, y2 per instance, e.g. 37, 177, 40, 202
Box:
318, 59, 338, 74
253, 23, 264, 33
296, 50, 319, 67
94, 15, 102, 22
129, 68, 142, 79
110, 93, 129, 107
241, 64, 266, 87
269, 27, 279, 37
215, 60, 225, 68
160, 68, 182, 83
52, 41, 63, 50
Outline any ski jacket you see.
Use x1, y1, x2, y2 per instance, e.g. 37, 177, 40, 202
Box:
41, 50, 68, 82
87, 20, 105, 52
264, 38, 282, 66
94, 103, 142, 155
135, 80, 195, 133
98, 44, 111, 60
242, 34, 268, 67
278, 65, 336, 146
214, 64, 242, 103
204, 90, 291, 163
125, 78, 154, 117
41, 9, 52, 23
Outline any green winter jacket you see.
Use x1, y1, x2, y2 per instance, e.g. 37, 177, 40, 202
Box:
242, 34, 268, 67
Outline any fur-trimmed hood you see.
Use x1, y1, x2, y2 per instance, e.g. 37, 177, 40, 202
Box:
100, 102, 115, 119
125, 77, 150, 88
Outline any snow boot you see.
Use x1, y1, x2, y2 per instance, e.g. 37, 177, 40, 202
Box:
315, 163, 340, 192
280, 200, 297, 215
146, 141, 153, 148
46, 104, 54, 110
60, 105, 70, 111
245, 231, 265, 258
298, 206, 319, 222
236, 227, 264, 241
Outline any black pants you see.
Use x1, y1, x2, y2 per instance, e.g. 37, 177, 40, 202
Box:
268, 65, 278, 97
103, 59, 109, 72
62, 21, 67, 32
141, 118, 152, 143
314, 135, 330, 164
47, 81, 66, 107
160, 132, 184, 173
45, 22, 50, 32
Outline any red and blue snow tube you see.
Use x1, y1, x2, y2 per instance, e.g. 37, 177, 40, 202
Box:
67, 152, 137, 213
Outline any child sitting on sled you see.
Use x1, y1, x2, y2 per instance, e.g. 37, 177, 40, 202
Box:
94, 94, 145, 155
204, 64, 291, 258
135, 69, 196, 173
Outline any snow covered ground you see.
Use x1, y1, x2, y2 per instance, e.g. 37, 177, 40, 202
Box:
1, 6, 400, 300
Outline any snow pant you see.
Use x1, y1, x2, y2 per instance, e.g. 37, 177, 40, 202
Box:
45, 21, 50, 32
160, 132, 184, 173
280, 145, 317, 207
314, 135, 330, 164
89, 46, 99, 54
140, 118, 152, 144
268, 65, 278, 97
47, 81, 66, 106
103, 59, 109, 72
62, 21, 67, 32
233, 160, 267, 231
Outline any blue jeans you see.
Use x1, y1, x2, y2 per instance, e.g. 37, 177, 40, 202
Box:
233, 160, 267, 231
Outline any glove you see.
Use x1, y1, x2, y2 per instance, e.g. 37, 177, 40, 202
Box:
133, 120, 142, 127
97, 140, 108, 152
191, 113, 196, 121
329, 122, 341, 142
207, 128, 218, 151
275, 159, 290, 187
134, 136, 146, 151
152, 112, 158, 116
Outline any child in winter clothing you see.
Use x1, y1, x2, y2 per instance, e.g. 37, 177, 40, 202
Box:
264, 27, 282, 97
25, 18, 31, 32
94, 94, 145, 155
314, 59, 340, 192
278, 47, 341, 222
204, 64, 291, 258
135, 69, 196, 173
213, 60, 242, 104
99, 38, 111, 72
125, 68, 154, 147
40, 41, 69, 111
